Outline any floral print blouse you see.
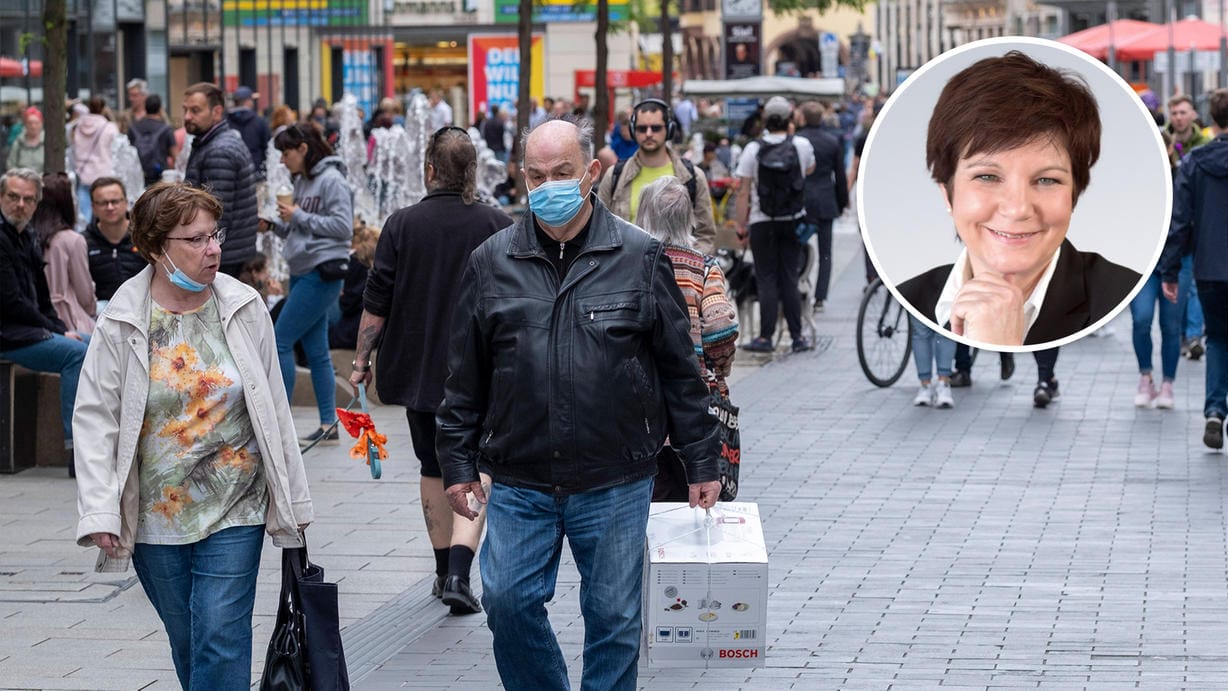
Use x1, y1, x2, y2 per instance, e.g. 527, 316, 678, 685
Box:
136, 296, 268, 545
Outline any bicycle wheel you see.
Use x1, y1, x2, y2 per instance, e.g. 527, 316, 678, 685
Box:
857, 278, 913, 387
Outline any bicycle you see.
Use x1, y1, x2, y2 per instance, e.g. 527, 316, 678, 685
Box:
856, 277, 912, 387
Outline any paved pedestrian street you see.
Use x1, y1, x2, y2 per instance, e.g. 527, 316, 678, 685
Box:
0, 224, 1224, 689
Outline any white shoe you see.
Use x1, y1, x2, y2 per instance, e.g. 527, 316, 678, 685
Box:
913, 383, 934, 407
934, 380, 954, 409
1134, 374, 1157, 407
1156, 381, 1175, 409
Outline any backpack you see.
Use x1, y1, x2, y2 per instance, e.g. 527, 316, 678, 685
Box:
755, 136, 804, 218
130, 120, 170, 182
610, 157, 698, 208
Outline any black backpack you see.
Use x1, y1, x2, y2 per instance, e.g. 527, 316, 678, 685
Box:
130, 120, 170, 182
755, 136, 804, 218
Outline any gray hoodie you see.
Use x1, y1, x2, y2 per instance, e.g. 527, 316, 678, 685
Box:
272, 155, 353, 276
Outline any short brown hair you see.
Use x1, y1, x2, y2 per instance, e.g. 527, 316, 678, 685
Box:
927, 51, 1101, 205
1167, 94, 1195, 111
184, 82, 225, 111
800, 101, 825, 128
1208, 89, 1228, 128
90, 176, 127, 200
130, 182, 223, 264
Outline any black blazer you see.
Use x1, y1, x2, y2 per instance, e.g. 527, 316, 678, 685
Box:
896, 239, 1141, 346
796, 125, 848, 221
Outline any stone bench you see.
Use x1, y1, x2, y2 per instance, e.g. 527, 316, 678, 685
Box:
0, 361, 65, 473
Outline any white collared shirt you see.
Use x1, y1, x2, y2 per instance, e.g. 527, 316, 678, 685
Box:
934, 246, 1062, 341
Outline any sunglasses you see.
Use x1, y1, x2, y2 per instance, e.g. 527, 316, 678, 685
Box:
635, 124, 666, 134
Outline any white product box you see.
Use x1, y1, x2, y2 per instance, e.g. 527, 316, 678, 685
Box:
642, 502, 769, 667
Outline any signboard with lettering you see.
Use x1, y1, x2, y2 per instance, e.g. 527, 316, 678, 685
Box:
221, 0, 368, 27
467, 33, 546, 120
724, 22, 761, 80
494, 0, 628, 23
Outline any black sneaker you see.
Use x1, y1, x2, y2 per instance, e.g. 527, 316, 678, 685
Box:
441, 575, 482, 615
1205, 418, 1224, 449
741, 337, 774, 353
791, 337, 813, 353
1189, 339, 1205, 361
431, 574, 446, 599
1000, 353, 1016, 381
300, 426, 340, 448
949, 370, 972, 388
1033, 379, 1059, 409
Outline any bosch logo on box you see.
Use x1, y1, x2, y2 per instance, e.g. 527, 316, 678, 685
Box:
719, 649, 759, 659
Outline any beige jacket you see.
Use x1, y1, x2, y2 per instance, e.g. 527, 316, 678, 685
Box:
597, 146, 717, 256
74, 267, 314, 572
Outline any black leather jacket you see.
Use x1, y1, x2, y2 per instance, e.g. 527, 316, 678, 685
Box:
437, 198, 720, 495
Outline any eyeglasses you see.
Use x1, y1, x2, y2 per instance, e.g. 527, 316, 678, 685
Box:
166, 227, 226, 249
3, 191, 37, 205
94, 198, 126, 208
635, 124, 665, 134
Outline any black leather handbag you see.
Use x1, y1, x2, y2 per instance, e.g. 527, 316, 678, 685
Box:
260, 546, 350, 691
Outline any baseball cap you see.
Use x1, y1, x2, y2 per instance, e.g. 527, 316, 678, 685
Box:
764, 96, 793, 119
233, 86, 256, 102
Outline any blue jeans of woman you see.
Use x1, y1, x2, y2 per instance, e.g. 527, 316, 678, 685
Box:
76, 182, 92, 230
1130, 272, 1181, 381
276, 270, 342, 426
0, 333, 89, 442
481, 477, 653, 691
1181, 254, 1203, 340
132, 524, 265, 691
909, 316, 954, 382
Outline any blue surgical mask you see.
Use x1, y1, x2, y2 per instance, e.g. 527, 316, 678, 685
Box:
529, 171, 589, 227
162, 255, 207, 293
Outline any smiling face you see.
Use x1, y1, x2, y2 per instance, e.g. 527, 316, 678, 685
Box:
157, 210, 222, 288
940, 138, 1074, 292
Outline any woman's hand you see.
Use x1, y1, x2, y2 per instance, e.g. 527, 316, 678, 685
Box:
90, 532, 122, 559
949, 274, 1027, 346
276, 200, 298, 223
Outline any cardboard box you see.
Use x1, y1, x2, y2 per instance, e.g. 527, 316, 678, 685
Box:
642, 502, 768, 667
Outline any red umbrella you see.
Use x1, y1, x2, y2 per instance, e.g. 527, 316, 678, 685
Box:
1116, 18, 1228, 61
1058, 19, 1160, 60
0, 57, 43, 78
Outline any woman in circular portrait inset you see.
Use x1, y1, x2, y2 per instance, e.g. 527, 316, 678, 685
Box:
895, 51, 1141, 347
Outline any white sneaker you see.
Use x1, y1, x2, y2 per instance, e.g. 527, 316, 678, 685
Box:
934, 380, 954, 409
1134, 375, 1157, 407
1156, 381, 1175, 409
913, 383, 934, 407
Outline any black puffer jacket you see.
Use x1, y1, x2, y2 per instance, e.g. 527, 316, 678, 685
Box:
437, 197, 720, 495
184, 121, 260, 268
83, 221, 147, 300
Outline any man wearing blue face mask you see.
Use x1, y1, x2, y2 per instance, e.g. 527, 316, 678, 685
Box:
437, 117, 722, 691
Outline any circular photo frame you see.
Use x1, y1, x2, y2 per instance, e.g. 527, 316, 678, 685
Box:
858, 36, 1171, 352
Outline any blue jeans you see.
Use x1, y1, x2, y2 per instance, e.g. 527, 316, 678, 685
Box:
276, 270, 342, 426
0, 333, 89, 442
1181, 255, 1203, 340
909, 316, 954, 382
1130, 272, 1181, 381
76, 182, 92, 230
481, 477, 653, 691
132, 524, 265, 691
1197, 280, 1228, 419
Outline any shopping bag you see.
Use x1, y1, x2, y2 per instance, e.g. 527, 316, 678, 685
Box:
709, 390, 740, 502
260, 547, 350, 691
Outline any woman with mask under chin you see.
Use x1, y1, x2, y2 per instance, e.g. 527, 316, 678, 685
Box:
74, 182, 313, 690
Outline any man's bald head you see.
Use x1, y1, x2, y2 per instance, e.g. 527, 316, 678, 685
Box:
521, 116, 596, 169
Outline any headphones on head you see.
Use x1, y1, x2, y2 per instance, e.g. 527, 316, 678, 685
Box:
630, 98, 677, 140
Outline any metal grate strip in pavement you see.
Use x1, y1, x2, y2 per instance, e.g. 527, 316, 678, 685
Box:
342, 574, 451, 683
